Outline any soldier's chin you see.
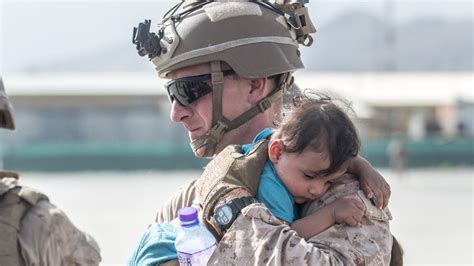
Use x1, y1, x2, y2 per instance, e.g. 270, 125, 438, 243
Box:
194, 146, 207, 158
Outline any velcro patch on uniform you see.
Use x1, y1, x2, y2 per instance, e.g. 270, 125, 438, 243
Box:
357, 190, 392, 221
204, 1, 262, 22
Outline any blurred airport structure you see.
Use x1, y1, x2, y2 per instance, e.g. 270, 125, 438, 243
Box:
0, 73, 206, 170
0, 71, 472, 171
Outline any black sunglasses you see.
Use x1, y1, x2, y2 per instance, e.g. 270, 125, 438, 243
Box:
165, 69, 235, 107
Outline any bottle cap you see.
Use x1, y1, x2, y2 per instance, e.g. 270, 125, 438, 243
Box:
178, 207, 199, 227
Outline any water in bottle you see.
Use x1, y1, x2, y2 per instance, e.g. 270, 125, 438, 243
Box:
175, 207, 217, 266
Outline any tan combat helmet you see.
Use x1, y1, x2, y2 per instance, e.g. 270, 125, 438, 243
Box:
0, 77, 16, 130
133, 0, 316, 157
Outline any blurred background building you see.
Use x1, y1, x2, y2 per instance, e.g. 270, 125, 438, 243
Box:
0, 73, 206, 170
1, 71, 472, 171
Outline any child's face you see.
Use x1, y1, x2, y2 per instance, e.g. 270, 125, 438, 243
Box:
269, 140, 347, 204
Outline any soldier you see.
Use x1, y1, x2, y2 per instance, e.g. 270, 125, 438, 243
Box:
129, 0, 401, 265
0, 77, 101, 265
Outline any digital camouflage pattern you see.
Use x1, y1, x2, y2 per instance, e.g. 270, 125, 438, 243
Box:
205, 174, 392, 265
155, 149, 393, 265
303, 179, 393, 265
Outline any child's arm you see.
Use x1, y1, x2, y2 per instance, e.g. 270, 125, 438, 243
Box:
347, 155, 391, 209
290, 195, 365, 240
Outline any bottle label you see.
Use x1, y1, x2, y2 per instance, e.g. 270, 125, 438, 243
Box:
177, 243, 217, 266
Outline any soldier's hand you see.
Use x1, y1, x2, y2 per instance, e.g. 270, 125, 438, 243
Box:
351, 155, 391, 209
331, 195, 366, 226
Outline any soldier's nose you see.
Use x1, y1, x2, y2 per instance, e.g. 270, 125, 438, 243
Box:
170, 99, 191, 122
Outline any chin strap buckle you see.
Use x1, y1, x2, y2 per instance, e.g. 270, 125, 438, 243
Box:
209, 120, 228, 140
258, 98, 272, 112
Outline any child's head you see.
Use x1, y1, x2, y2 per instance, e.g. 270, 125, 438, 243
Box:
268, 94, 360, 203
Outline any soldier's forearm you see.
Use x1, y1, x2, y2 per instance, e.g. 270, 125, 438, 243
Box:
155, 180, 197, 223
210, 204, 349, 265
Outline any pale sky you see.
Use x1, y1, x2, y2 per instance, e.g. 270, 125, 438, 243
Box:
0, 0, 472, 72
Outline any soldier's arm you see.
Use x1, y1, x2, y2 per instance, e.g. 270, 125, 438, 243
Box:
209, 176, 393, 265
128, 180, 197, 266
210, 204, 391, 265
304, 192, 393, 266
208, 203, 349, 265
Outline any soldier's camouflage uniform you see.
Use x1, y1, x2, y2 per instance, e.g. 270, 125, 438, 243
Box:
156, 175, 392, 265
0, 175, 101, 266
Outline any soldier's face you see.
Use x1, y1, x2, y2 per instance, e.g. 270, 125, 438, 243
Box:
269, 140, 347, 203
168, 63, 254, 157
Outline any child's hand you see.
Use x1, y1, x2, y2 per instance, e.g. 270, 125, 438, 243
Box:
350, 156, 391, 209
358, 166, 391, 210
331, 195, 366, 226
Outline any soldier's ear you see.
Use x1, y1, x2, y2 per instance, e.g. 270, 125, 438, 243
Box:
248, 77, 267, 104
268, 139, 284, 163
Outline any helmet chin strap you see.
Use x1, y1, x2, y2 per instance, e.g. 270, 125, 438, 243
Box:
190, 61, 294, 158
190, 61, 228, 158
190, 120, 227, 157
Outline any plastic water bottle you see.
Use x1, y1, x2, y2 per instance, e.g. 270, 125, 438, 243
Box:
175, 207, 217, 266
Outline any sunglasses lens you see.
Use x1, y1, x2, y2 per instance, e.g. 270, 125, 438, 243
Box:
166, 80, 212, 107
165, 70, 234, 106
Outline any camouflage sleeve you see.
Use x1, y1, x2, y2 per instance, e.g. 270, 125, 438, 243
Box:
155, 180, 197, 224
209, 175, 393, 265
208, 203, 348, 265
302, 176, 393, 265
18, 200, 101, 265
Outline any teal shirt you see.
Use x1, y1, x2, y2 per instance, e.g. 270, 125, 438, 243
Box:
242, 128, 298, 223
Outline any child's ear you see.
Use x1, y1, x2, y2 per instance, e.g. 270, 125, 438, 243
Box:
268, 139, 284, 163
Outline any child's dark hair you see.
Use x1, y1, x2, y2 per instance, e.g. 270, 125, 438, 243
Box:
272, 92, 360, 176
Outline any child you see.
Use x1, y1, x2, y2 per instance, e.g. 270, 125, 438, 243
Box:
242, 94, 366, 240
